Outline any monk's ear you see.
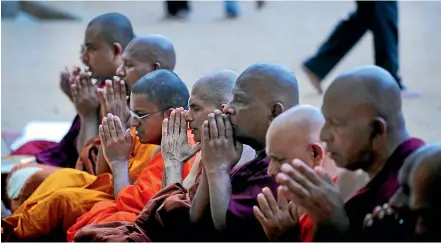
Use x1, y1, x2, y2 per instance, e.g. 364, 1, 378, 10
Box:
112, 43, 124, 57
153, 62, 161, 70
270, 102, 284, 121
370, 117, 387, 139
309, 142, 325, 168
163, 108, 174, 119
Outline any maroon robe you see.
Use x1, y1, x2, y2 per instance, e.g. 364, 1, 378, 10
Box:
336, 137, 425, 241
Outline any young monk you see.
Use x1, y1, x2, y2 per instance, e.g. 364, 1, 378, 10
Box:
276, 65, 425, 241
189, 63, 300, 241
66, 70, 195, 241
363, 143, 441, 241
1, 35, 177, 241
72, 69, 256, 242
253, 104, 369, 242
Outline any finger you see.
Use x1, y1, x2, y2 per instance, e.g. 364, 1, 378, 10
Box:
80, 76, 88, 92
107, 114, 118, 140
214, 110, 225, 138
280, 163, 317, 192
208, 113, 218, 139
119, 79, 127, 101
98, 88, 106, 108
180, 109, 187, 141
102, 117, 112, 143
168, 109, 176, 136
223, 114, 233, 141
99, 125, 106, 144
363, 213, 374, 228
202, 121, 209, 149
277, 186, 289, 210
124, 128, 134, 149
314, 165, 334, 184
113, 115, 124, 138
162, 118, 169, 145
262, 187, 278, 213
257, 193, 273, 218
253, 206, 268, 227
372, 205, 384, 219
288, 201, 300, 221
173, 108, 182, 136
291, 159, 323, 186
276, 173, 310, 203
383, 203, 394, 215
71, 83, 78, 101
105, 80, 113, 103
113, 76, 121, 100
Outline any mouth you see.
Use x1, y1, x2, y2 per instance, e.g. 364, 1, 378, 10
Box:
190, 128, 197, 134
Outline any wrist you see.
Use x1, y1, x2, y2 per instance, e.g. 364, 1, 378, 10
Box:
110, 159, 128, 166
205, 162, 232, 175
80, 113, 98, 121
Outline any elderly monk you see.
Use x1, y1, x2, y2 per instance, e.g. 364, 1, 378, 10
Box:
3, 12, 136, 214
253, 105, 368, 242
1, 34, 178, 241
276, 65, 425, 241
73, 69, 257, 242
188, 63, 299, 241
363, 143, 441, 241
66, 70, 195, 241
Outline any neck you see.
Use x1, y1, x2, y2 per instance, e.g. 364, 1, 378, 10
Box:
366, 128, 411, 178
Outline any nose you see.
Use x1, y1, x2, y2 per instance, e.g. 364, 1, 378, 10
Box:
320, 124, 331, 143
81, 50, 89, 66
116, 65, 125, 78
130, 116, 141, 128
185, 109, 193, 122
223, 102, 234, 115
267, 159, 279, 178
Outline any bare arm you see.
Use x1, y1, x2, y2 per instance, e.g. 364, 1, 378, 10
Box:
190, 167, 211, 223
95, 146, 112, 175
77, 115, 99, 153
110, 160, 131, 198
206, 166, 232, 232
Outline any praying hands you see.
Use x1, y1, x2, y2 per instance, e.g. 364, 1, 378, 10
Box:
98, 76, 131, 129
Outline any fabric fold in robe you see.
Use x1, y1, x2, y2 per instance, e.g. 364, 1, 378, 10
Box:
73, 162, 203, 242
67, 150, 195, 241
2, 135, 158, 241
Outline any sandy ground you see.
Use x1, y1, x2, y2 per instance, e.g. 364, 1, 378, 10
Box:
1, 1, 440, 143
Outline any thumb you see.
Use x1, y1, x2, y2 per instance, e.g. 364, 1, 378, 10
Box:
125, 128, 133, 147
235, 141, 243, 155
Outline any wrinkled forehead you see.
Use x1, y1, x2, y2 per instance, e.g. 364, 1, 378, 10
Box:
84, 26, 104, 44
234, 76, 267, 99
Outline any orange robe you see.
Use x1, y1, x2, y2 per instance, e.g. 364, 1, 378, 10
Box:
1, 134, 158, 241
66, 151, 195, 241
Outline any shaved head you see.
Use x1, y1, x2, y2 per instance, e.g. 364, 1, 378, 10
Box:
266, 105, 326, 177
87, 12, 135, 49
82, 12, 135, 79
124, 34, 176, 70
117, 34, 176, 89
320, 65, 409, 173
187, 69, 238, 142
224, 63, 300, 151
389, 143, 441, 240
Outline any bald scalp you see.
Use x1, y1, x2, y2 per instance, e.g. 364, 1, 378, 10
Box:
267, 104, 325, 143
238, 63, 299, 109
326, 65, 404, 128
125, 34, 176, 70
192, 69, 238, 106
87, 12, 135, 49
131, 70, 189, 110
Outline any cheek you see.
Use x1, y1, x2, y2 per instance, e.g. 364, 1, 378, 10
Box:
126, 69, 140, 88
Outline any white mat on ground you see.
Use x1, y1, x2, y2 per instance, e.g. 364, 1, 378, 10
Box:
10, 121, 72, 151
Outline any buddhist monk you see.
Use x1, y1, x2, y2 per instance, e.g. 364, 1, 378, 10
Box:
188, 63, 299, 241
72, 69, 257, 242
3, 12, 136, 214
276, 65, 425, 241
1, 33, 179, 241
66, 70, 195, 241
253, 104, 369, 242
363, 143, 441, 241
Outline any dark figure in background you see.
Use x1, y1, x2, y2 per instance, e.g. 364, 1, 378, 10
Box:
302, 1, 417, 97
165, 1, 190, 19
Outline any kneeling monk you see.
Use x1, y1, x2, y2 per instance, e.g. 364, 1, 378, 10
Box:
67, 69, 196, 241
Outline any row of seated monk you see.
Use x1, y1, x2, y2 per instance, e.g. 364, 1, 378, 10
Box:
1, 12, 439, 242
